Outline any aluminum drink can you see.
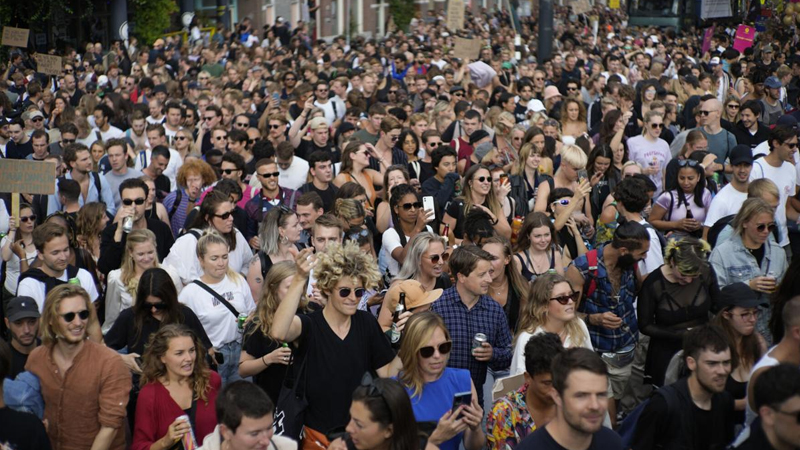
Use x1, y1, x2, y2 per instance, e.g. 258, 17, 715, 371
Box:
176, 414, 198, 449
237, 313, 248, 331
122, 216, 134, 233
472, 333, 487, 351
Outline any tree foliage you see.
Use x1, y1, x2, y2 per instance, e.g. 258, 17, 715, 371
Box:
389, 0, 415, 32
130, 0, 179, 45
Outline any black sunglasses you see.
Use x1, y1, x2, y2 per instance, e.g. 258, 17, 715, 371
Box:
339, 287, 366, 298
176, 136, 188, 140
474, 176, 490, 183
61, 139, 76, 144
61, 309, 90, 322
235, 122, 249, 127
756, 222, 777, 232
213, 210, 235, 220
419, 341, 453, 358
698, 110, 712, 116
221, 169, 240, 175
32, 117, 44, 122
650, 123, 664, 129
20, 214, 37, 223
258, 171, 280, 178
122, 198, 146, 206
146, 301, 168, 311
550, 292, 579, 305
269, 124, 282, 129
784, 142, 799, 149
401, 201, 423, 210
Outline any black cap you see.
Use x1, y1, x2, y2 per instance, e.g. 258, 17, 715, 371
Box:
715, 282, 766, 310
450, 85, 465, 94
153, 84, 168, 94
730, 144, 754, 166
469, 129, 490, 145
6, 296, 40, 322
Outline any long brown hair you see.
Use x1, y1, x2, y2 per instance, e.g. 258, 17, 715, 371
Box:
246, 261, 305, 339
133, 268, 184, 343
711, 308, 762, 371
514, 212, 558, 254
140, 324, 212, 403
398, 312, 450, 398
515, 273, 587, 346
461, 164, 503, 220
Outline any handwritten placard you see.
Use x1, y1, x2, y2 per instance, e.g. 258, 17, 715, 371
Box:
35, 54, 63, 76
2, 26, 29, 47
571, 0, 591, 14
447, 0, 465, 31
0, 160, 56, 195
453, 37, 482, 60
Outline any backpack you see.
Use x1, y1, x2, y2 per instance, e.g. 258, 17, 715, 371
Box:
167, 189, 183, 220
707, 214, 735, 248
583, 249, 600, 299
17, 265, 80, 296
617, 384, 681, 449
642, 222, 668, 257
59, 172, 102, 200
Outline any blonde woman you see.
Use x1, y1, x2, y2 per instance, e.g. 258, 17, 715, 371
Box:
510, 273, 591, 376
104, 229, 181, 333
560, 98, 588, 139
442, 164, 512, 243
173, 127, 198, 161
509, 142, 551, 216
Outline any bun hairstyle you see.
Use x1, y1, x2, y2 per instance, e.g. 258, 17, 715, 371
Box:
664, 237, 711, 277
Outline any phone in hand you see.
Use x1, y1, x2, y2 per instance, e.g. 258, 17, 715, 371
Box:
423, 196, 435, 219
214, 352, 225, 366
452, 391, 472, 412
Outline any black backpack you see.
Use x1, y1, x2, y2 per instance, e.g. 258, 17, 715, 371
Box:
58, 172, 102, 200
17, 265, 80, 296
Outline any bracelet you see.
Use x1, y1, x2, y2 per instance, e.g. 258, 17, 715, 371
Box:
583, 314, 592, 326
261, 355, 268, 367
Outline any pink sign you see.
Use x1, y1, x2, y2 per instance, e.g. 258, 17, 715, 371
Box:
733, 24, 755, 52
702, 27, 713, 55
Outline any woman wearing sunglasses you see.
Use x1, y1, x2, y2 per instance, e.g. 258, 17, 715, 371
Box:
626, 110, 670, 197
638, 237, 717, 387
174, 127, 199, 161
513, 212, 564, 282
722, 95, 741, 124
394, 311, 486, 450
1, 203, 38, 302
510, 273, 592, 376
379, 184, 435, 279
105, 268, 211, 430
271, 242, 395, 447
442, 164, 511, 245
334, 141, 383, 208
246, 206, 302, 299
547, 189, 590, 265
164, 189, 251, 286
648, 157, 711, 239
710, 198, 787, 342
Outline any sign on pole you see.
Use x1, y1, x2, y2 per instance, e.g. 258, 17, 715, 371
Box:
0, 160, 57, 195
447, 0, 465, 31
453, 37, 482, 60
35, 54, 63, 76
2, 27, 29, 47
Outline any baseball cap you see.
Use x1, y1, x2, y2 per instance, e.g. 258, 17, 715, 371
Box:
469, 129, 490, 145
188, 82, 201, 90
153, 84, 168, 94
28, 110, 44, 120
709, 57, 720, 66
385, 280, 443, 311
776, 114, 799, 129
764, 76, 782, 89
715, 282, 766, 310
729, 144, 754, 166
6, 296, 40, 322
308, 117, 328, 130
763, 44, 774, 53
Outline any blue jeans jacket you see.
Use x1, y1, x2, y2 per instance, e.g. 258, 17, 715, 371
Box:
3, 371, 45, 419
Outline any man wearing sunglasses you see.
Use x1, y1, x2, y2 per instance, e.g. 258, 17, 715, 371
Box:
369, 116, 402, 174
103, 139, 143, 209
698, 98, 737, 171
196, 105, 223, 154
244, 158, 298, 245
734, 364, 800, 450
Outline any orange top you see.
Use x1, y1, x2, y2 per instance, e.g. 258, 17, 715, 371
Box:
343, 171, 377, 207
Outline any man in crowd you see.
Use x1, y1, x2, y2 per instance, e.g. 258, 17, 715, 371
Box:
296, 192, 324, 246
276, 141, 309, 191
352, 104, 386, 145
47, 143, 116, 216
733, 100, 770, 150
703, 145, 753, 240
300, 151, 337, 212
421, 145, 459, 221
93, 105, 125, 142
245, 158, 298, 243
103, 138, 143, 209
0, 340, 51, 450
732, 364, 800, 450
3, 296, 40, 379
26, 129, 49, 161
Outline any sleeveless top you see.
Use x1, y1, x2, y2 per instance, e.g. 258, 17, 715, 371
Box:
342, 172, 377, 206
401, 368, 471, 450
514, 247, 557, 282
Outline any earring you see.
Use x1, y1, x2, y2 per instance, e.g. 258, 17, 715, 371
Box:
280, 234, 289, 245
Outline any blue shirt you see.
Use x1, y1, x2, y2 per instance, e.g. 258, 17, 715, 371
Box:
47, 171, 117, 217
571, 244, 638, 352
430, 286, 513, 406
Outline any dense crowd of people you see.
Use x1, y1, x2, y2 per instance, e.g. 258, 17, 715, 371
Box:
2, 4, 800, 450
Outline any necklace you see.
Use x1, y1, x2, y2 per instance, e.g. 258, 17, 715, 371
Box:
489, 278, 508, 297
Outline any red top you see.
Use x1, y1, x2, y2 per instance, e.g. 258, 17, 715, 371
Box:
132, 371, 222, 449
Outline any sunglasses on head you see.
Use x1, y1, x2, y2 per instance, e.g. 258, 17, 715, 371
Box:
550, 292, 579, 305
756, 222, 777, 232
221, 168, 240, 175
258, 171, 280, 178
213, 210, 235, 220
419, 341, 452, 358
401, 201, 423, 210
145, 301, 168, 311
61, 309, 90, 322
338, 287, 366, 298
19, 214, 37, 223
677, 159, 699, 167
122, 197, 146, 206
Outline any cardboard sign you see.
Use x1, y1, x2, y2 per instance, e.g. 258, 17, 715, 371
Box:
0, 160, 56, 195
453, 37, 482, 60
733, 24, 755, 52
35, 54, 62, 76
572, 0, 592, 15
447, 0, 465, 31
2, 26, 29, 47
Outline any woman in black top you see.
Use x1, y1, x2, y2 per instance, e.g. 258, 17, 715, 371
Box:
513, 212, 564, 282
482, 236, 530, 333
586, 144, 618, 221
637, 237, 719, 387
547, 188, 590, 264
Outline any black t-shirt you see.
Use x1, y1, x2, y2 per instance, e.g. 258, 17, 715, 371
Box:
297, 310, 395, 433
408, 160, 434, 185
242, 322, 290, 403
9, 342, 38, 379
7, 140, 33, 159
517, 424, 623, 450
300, 182, 338, 212
0, 407, 52, 450
295, 139, 339, 163
104, 305, 212, 355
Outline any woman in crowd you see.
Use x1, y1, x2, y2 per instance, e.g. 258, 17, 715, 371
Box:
664, 129, 717, 191
162, 159, 218, 237
395, 312, 486, 450
178, 232, 256, 385
586, 144, 618, 221
626, 110, 670, 196
552, 145, 593, 226
239, 261, 301, 404
246, 206, 302, 297
443, 164, 511, 243
492, 112, 517, 164
376, 165, 412, 233
638, 237, 718, 387
334, 141, 383, 208
482, 236, 529, 334
335, 198, 368, 229
164, 189, 251, 286
636, 81, 659, 119
133, 324, 221, 449
380, 184, 434, 279
508, 142, 550, 217
548, 188, 590, 264
712, 283, 767, 426
174, 127, 198, 161
270, 243, 395, 447
648, 158, 711, 238
722, 95, 741, 124
1, 204, 37, 301
513, 212, 564, 282
560, 98, 588, 139
511, 273, 591, 375
396, 129, 421, 166
597, 110, 629, 170
141, 176, 172, 230
104, 229, 181, 333
75, 201, 108, 262
523, 126, 554, 176
89, 141, 106, 172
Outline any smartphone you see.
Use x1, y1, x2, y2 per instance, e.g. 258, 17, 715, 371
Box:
272, 92, 280, 102
423, 196, 435, 219
214, 352, 225, 365
452, 391, 472, 411
499, 173, 509, 185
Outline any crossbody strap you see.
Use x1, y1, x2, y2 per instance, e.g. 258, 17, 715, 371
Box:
191, 280, 240, 318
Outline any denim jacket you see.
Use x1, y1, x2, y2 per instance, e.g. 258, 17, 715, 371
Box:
709, 233, 788, 298
3, 370, 45, 419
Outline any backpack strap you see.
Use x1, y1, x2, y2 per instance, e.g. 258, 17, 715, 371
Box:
168, 189, 183, 220
258, 250, 269, 280
191, 280, 240, 318
585, 249, 599, 299
91, 172, 101, 200
139, 150, 148, 169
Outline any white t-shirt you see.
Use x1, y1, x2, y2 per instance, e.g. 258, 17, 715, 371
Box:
279, 157, 310, 191
1, 237, 37, 293
637, 219, 664, 276
703, 184, 748, 228
379, 226, 432, 277
178, 275, 255, 348
601, 71, 629, 85
17, 268, 99, 312
163, 229, 252, 286
750, 159, 798, 247
99, 126, 125, 142
627, 135, 671, 197
146, 115, 166, 125
134, 147, 184, 191
314, 99, 343, 126
510, 322, 593, 376
102, 265, 182, 334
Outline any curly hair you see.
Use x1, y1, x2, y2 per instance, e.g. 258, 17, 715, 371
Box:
140, 324, 212, 403
177, 157, 218, 188
314, 241, 381, 295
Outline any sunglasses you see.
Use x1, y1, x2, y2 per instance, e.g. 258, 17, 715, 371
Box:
258, 171, 280, 178
338, 287, 366, 298
677, 159, 699, 167
269, 124, 282, 129
552, 198, 570, 206
727, 104, 740, 109
203, 116, 215, 121
214, 135, 228, 140
61, 309, 90, 322
566, 87, 578, 91
122, 198, 146, 206
756, 222, 777, 232
213, 210, 235, 220
390, 135, 399, 141
419, 341, 453, 358
146, 301, 168, 311
698, 110, 712, 116
19, 214, 37, 223
427, 253, 448, 264
550, 292, 579, 305
453, 92, 464, 97
428, 142, 440, 148
348, 228, 369, 240
221, 169, 240, 175
785, 142, 799, 149
474, 176, 490, 183
285, 78, 296, 81
401, 201, 423, 210
650, 123, 664, 129
61, 139, 76, 144
32, 117, 44, 122
65, 69, 74, 73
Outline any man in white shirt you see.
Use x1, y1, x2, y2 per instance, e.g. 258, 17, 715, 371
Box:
276, 141, 309, 191
703, 145, 752, 240
17, 222, 99, 312
146, 98, 166, 125
312, 81, 342, 126
92, 105, 124, 142
162, 101, 183, 147
601, 55, 629, 85
135, 123, 183, 190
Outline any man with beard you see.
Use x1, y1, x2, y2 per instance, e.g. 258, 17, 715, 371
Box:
47, 143, 117, 216
3, 296, 40, 378
25, 284, 130, 450
516, 348, 622, 450
565, 221, 650, 426
96, 178, 174, 277
733, 100, 770, 150
761, 77, 784, 126
631, 325, 735, 450
244, 158, 298, 244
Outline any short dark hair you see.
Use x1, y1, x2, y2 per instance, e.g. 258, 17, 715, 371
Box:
216, 380, 275, 434
228, 128, 248, 144
63, 143, 89, 168
276, 141, 295, 160
60, 122, 79, 136
464, 109, 482, 121
551, 347, 608, 394
770, 125, 798, 150
297, 192, 324, 210
165, 101, 182, 114
105, 138, 127, 153
31, 128, 48, 143
463, 208, 496, 243
58, 178, 81, 203
307, 150, 332, 169
151, 145, 171, 161
119, 177, 150, 198
753, 364, 800, 410
449, 245, 497, 278
611, 220, 650, 251
741, 99, 762, 117
94, 104, 114, 119
431, 145, 457, 169
215, 178, 243, 202
614, 177, 650, 213
222, 152, 246, 181
683, 324, 731, 366
524, 332, 565, 376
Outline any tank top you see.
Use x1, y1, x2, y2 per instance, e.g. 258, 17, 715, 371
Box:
343, 172, 377, 207
514, 247, 557, 282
